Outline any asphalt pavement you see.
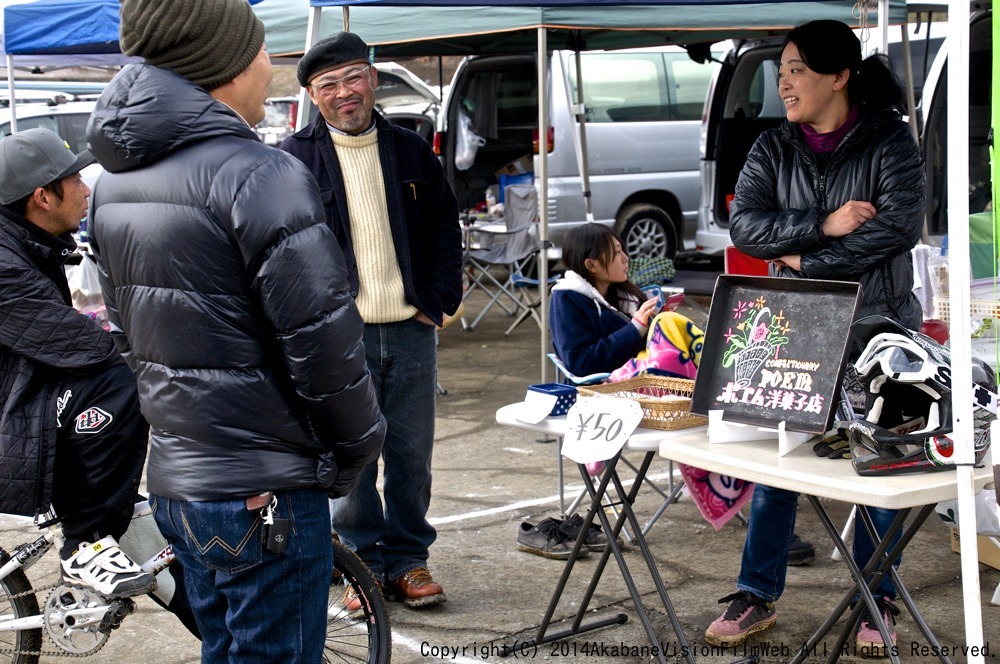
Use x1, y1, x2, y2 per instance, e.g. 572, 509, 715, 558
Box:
1, 276, 998, 663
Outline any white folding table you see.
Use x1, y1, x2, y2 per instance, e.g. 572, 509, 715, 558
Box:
496, 403, 707, 663
658, 432, 994, 664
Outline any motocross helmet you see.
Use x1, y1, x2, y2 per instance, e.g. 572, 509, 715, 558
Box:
847, 315, 997, 476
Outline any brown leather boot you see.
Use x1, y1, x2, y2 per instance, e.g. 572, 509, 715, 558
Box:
386, 567, 446, 608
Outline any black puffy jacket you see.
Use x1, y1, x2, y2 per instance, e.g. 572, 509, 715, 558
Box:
730, 111, 924, 329
86, 65, 385, 502
0, 208, 121, 516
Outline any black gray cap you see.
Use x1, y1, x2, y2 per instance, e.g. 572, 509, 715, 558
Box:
0, 129, 95, 205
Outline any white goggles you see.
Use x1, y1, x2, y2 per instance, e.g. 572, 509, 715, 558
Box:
854, 333, 935, 382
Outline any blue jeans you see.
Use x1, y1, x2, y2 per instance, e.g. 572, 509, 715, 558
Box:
738, 485, 900, 603
152, 490, 333, 663
331, 319, 437, 581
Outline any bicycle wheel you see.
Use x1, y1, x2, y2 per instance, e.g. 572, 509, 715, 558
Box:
326, 539, 391, 664
0, 548, 41, 664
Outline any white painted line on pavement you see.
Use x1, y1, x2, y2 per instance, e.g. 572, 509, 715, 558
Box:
393, 630, 488, 664
429, 470, 680, 526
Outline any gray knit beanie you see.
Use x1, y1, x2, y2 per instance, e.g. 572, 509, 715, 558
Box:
119, 0, 266, 91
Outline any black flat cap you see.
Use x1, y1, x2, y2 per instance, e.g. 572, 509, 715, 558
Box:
297, 32, 371, 87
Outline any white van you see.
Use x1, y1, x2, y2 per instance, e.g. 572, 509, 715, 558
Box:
436, 46, 723, 260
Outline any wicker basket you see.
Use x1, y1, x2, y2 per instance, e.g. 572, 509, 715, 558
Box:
576, 375, 707, 431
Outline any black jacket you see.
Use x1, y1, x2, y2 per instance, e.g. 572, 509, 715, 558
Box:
86, 64, 385, 502
279, 111, 463, 327
0, 207, 121, 516
730, 111, 924, 329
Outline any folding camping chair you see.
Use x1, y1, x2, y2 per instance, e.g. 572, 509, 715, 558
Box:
461, 184, 539, 331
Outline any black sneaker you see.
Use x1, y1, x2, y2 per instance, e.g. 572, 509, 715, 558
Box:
787, 533, 816, 566
704, 591, 777, 647
516, 519, 589, 560
558, 513, 611, 552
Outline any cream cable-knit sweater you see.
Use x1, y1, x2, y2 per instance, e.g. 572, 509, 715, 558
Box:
330, 129, 417, 323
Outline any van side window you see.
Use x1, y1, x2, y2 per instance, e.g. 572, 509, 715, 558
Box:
569, 52, 716, 123
0, 114, 59, 140
747, 59, 783, 119
60, 113, 90, 154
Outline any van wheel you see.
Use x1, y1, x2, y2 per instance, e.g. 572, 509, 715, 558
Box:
617, 204, 679, 260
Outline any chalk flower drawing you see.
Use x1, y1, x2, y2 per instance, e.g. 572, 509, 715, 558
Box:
722, 300, 791, 387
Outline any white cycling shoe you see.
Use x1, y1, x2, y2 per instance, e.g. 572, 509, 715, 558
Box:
61, 536, 157, 599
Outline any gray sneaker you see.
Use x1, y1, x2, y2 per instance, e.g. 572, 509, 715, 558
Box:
704, 591, 777, 647
516, 519, 590, 560
558, 513, 615, 552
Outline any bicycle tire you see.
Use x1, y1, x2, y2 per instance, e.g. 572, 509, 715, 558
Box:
327, 539, 391, 664
0, 548, 41, 664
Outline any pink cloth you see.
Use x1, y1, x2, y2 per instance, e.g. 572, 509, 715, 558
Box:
609, 311, 702, 382
678, 464, 755, 530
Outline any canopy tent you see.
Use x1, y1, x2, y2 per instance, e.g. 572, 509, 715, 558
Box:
257, 0, 906, 56
0, 0, 136, 74
1, 0, 136, 131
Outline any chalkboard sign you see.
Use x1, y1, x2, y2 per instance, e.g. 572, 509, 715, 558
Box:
691, 276, 861, 434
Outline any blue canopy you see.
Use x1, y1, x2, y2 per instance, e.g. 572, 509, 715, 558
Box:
2, 0, 263, 56
4, 0, 119, 55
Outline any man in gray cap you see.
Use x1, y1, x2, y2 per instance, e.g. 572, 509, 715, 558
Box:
281, 32, 462, 610
87, 0, 386, 660
0, 128, 155, 600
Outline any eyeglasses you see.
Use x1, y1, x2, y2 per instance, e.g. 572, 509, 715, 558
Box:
310, 65, 372, 96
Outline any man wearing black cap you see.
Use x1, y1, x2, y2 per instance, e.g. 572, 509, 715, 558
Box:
86, 0, 386, 660
281, 32, 462, 610
0, 128, 155, 600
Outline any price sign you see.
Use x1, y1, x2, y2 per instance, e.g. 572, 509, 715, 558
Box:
561, 397, 643, 464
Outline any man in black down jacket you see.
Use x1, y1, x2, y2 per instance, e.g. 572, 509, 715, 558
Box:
0, 129, 154, 599
86, 1, 385, 660
281, 32, 463, 610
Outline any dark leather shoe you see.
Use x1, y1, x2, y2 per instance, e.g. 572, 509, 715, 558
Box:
787, 533, 816, 566
387, 567, 446, 608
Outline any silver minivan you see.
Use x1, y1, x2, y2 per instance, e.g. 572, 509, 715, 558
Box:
436, 46, 722, 259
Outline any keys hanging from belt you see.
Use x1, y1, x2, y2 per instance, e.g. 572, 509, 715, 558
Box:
260, 493, 289, 554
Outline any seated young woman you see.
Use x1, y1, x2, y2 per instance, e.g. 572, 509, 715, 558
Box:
549, 223, 701, 381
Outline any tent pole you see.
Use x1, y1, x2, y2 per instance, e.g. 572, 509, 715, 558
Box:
537, 27, 550, 384
6, 55, 17, 133
572, 45, 593, 221
944, 0, 984, 659
296, 5, 325, 132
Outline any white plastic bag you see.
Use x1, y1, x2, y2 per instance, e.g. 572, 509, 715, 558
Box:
454, 109, 486, 171
935, 488, 1000, 537
66, 254, 104, 312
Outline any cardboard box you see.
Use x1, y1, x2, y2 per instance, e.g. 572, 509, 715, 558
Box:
494, 154, 533, 178
949, 528, 1000, 571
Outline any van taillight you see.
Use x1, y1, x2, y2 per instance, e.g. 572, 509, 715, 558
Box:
433, 131, 443, 156
289, 101, 298, 131
532, 127, 554, 154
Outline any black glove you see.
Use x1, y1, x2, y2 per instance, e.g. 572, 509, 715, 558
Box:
812, 427, 850, 459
